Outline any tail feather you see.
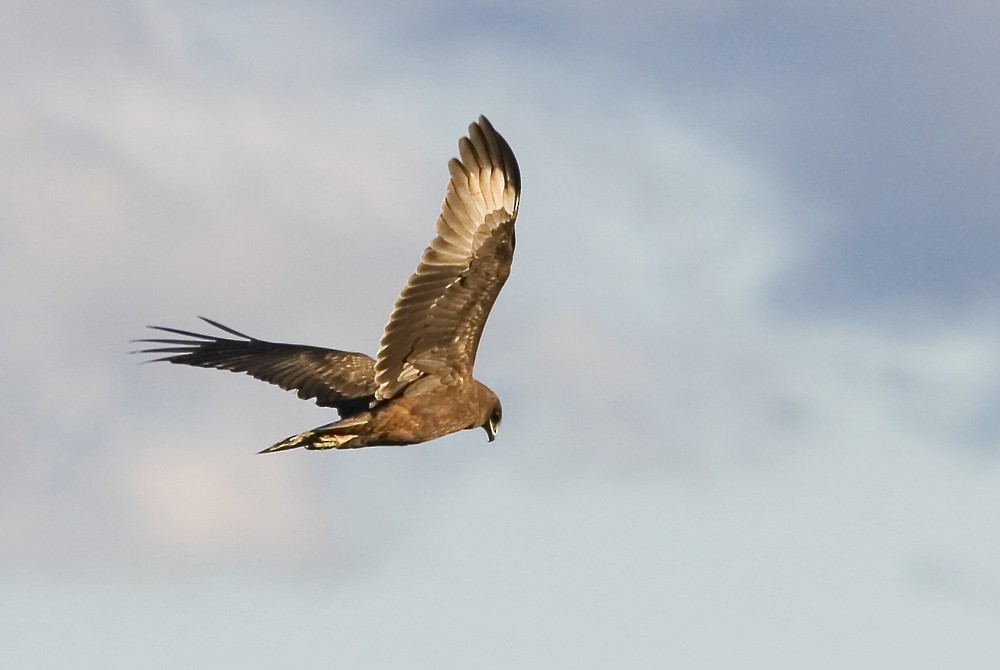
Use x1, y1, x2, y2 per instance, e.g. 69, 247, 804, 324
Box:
259, 416, 369, 453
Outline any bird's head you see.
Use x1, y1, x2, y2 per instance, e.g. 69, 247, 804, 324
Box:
484, 398, 502, 443
471, 381, 502, 443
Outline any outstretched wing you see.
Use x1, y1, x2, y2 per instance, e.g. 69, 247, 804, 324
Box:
135, 317, 376, 411
375, 115, 520, 400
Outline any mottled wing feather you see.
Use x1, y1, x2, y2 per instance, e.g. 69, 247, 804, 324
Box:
136, 317, 377, 410
375, 116, 520, 400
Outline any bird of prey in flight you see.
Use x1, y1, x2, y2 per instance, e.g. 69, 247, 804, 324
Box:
137, 116, 520, 453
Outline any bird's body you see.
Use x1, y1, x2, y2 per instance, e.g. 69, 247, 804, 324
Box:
268, 381, 500, 451
137, 116, 519, 452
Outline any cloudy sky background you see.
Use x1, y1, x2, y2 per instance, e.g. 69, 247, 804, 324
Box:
3, 1, 1000, 667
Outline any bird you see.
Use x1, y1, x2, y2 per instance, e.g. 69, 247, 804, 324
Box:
136, 116, 520, 453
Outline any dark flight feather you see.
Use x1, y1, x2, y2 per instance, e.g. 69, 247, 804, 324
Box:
136, 317, 376, 413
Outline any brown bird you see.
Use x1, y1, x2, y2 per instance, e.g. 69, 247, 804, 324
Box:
137, 116, 520, 453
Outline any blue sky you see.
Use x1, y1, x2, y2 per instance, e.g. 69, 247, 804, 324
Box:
3, 1, 1000, 667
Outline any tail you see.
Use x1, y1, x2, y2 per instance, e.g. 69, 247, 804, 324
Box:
259, 416, 369, 453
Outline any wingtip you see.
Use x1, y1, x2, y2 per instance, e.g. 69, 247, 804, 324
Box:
198, 317, 252, 340
470, 114, 519, 194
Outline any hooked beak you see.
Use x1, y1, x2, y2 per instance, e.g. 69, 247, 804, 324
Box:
485, 421, 498, 443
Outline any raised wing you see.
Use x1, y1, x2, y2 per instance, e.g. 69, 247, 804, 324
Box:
375, 116, 520, 400
136, 317, 376, 412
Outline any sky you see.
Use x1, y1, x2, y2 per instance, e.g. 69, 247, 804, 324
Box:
3, 0, 1000, 667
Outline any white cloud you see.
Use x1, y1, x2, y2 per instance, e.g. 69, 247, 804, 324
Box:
118, 444, 330, 567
